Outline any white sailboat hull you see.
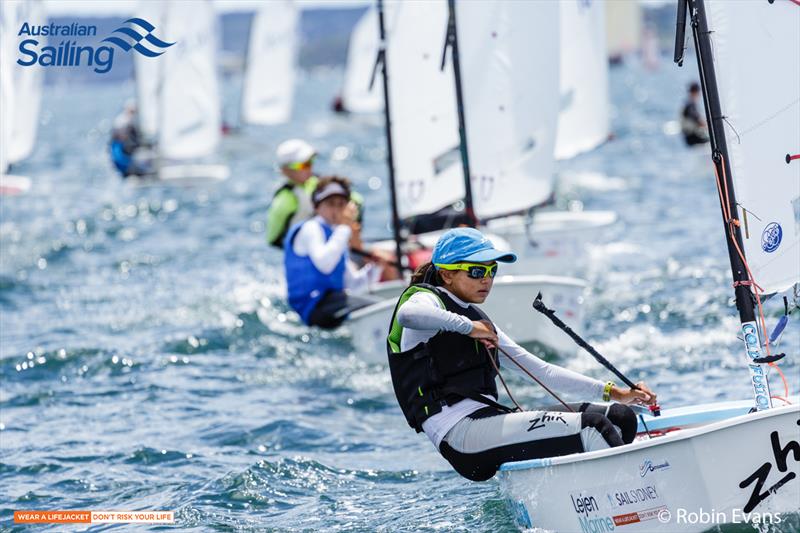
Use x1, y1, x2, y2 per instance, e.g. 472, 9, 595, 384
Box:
500, 400, 800, 532
127, 164, 230, 187
486, 210, 617, 276
370, 210, 616, 277
158, 164, 230, 184
0, 174, 32, 195
348, 275, 586, 364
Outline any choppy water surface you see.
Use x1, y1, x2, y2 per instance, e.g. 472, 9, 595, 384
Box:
1, 60, 798, 532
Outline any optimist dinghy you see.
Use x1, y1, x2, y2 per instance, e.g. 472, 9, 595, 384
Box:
344, 0, 591, 362
130, 0, 229, 186
499, 1, 800, 529
240, 0, 298, 126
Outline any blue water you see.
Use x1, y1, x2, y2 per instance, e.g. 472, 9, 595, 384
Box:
1, 59, 798, 532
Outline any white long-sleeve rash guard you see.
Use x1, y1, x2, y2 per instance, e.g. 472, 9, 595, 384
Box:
396, 287, 605, 448
292, 216, 381, 293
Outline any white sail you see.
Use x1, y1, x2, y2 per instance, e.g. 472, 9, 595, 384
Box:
241, 0, 298, 125
555, 0, 609, 160
8, 0, 44, 164
159, 0, 220, 159
387, 0, 463, 219
0, 1, 16, 173
341, 6, 383, 114
134, 1, 164, 141
456, 0, 559, 218
605, 0, 641, 60
706, 0, 800, 294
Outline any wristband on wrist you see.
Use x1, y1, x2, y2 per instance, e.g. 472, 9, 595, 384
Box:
603, 381, 615, 402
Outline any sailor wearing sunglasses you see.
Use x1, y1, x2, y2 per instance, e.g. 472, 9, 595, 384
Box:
386, 228, 656, 481
266, 139, 364, 249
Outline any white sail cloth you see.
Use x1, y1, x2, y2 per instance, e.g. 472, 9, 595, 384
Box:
706, 0, 800, 294
455, 0, 560, 218
386, 0, 463, 219
135, 0, 221, 160
1, 0, 44, 170
342, 6, 383, 114
241, 0, 298, 125
0, 2, 16, 173
605, 0, 641, 59
555, 0, 609, 160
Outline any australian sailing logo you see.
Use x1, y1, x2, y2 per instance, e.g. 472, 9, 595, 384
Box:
761, 222, 782, 253
102, 18, 175, 57
16, 18, 174, 74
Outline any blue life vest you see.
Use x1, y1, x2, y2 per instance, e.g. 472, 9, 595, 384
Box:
284, 219, 346, 324
110, 139, 131, 176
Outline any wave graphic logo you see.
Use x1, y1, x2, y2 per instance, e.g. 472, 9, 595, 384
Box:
102, 18, 175, 57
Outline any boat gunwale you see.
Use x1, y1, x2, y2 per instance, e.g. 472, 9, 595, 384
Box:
499, 400, 799, 472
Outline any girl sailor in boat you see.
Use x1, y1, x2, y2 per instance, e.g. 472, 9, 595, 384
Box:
387, 228, 658, 481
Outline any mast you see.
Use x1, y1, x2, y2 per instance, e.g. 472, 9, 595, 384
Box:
443, 0, 478, 227
677, 0, 772, 410
375, 0, 405, 271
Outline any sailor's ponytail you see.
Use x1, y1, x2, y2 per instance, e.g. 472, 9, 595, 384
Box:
410, 261, 440, 286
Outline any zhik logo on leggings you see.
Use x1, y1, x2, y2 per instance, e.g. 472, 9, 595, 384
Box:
528, 412, 567, 431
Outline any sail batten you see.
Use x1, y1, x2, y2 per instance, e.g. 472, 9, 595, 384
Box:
706, 0, 800, 294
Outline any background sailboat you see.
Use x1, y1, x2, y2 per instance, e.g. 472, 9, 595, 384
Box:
605, 0, 642, 65
133, 0, 229, 185
339, 6, 383, 115
444, 0, 616, 278
346, 0, 588, 363
0, 0, 44, 195
240, 0, 298, 126
555, 0, 610, 161
498, 1, 799, 529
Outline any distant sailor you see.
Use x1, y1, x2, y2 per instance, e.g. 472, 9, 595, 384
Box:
680, 82, 709, 146
387, 228, 658, 481
109, 99, 148, 177
266, 139, 363, 249
284, 177, 384, 329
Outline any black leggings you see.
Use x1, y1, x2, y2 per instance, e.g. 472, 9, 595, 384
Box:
439, 402, 637, 482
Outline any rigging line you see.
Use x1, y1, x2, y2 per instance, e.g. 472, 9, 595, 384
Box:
713, 154, 773, 357
487, 346, 524, 412
495, 345, 575, 413
769, 361, 790, 398
736, 98, 799, 137
736, 204, 763, 222
722, 116, 741, 145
